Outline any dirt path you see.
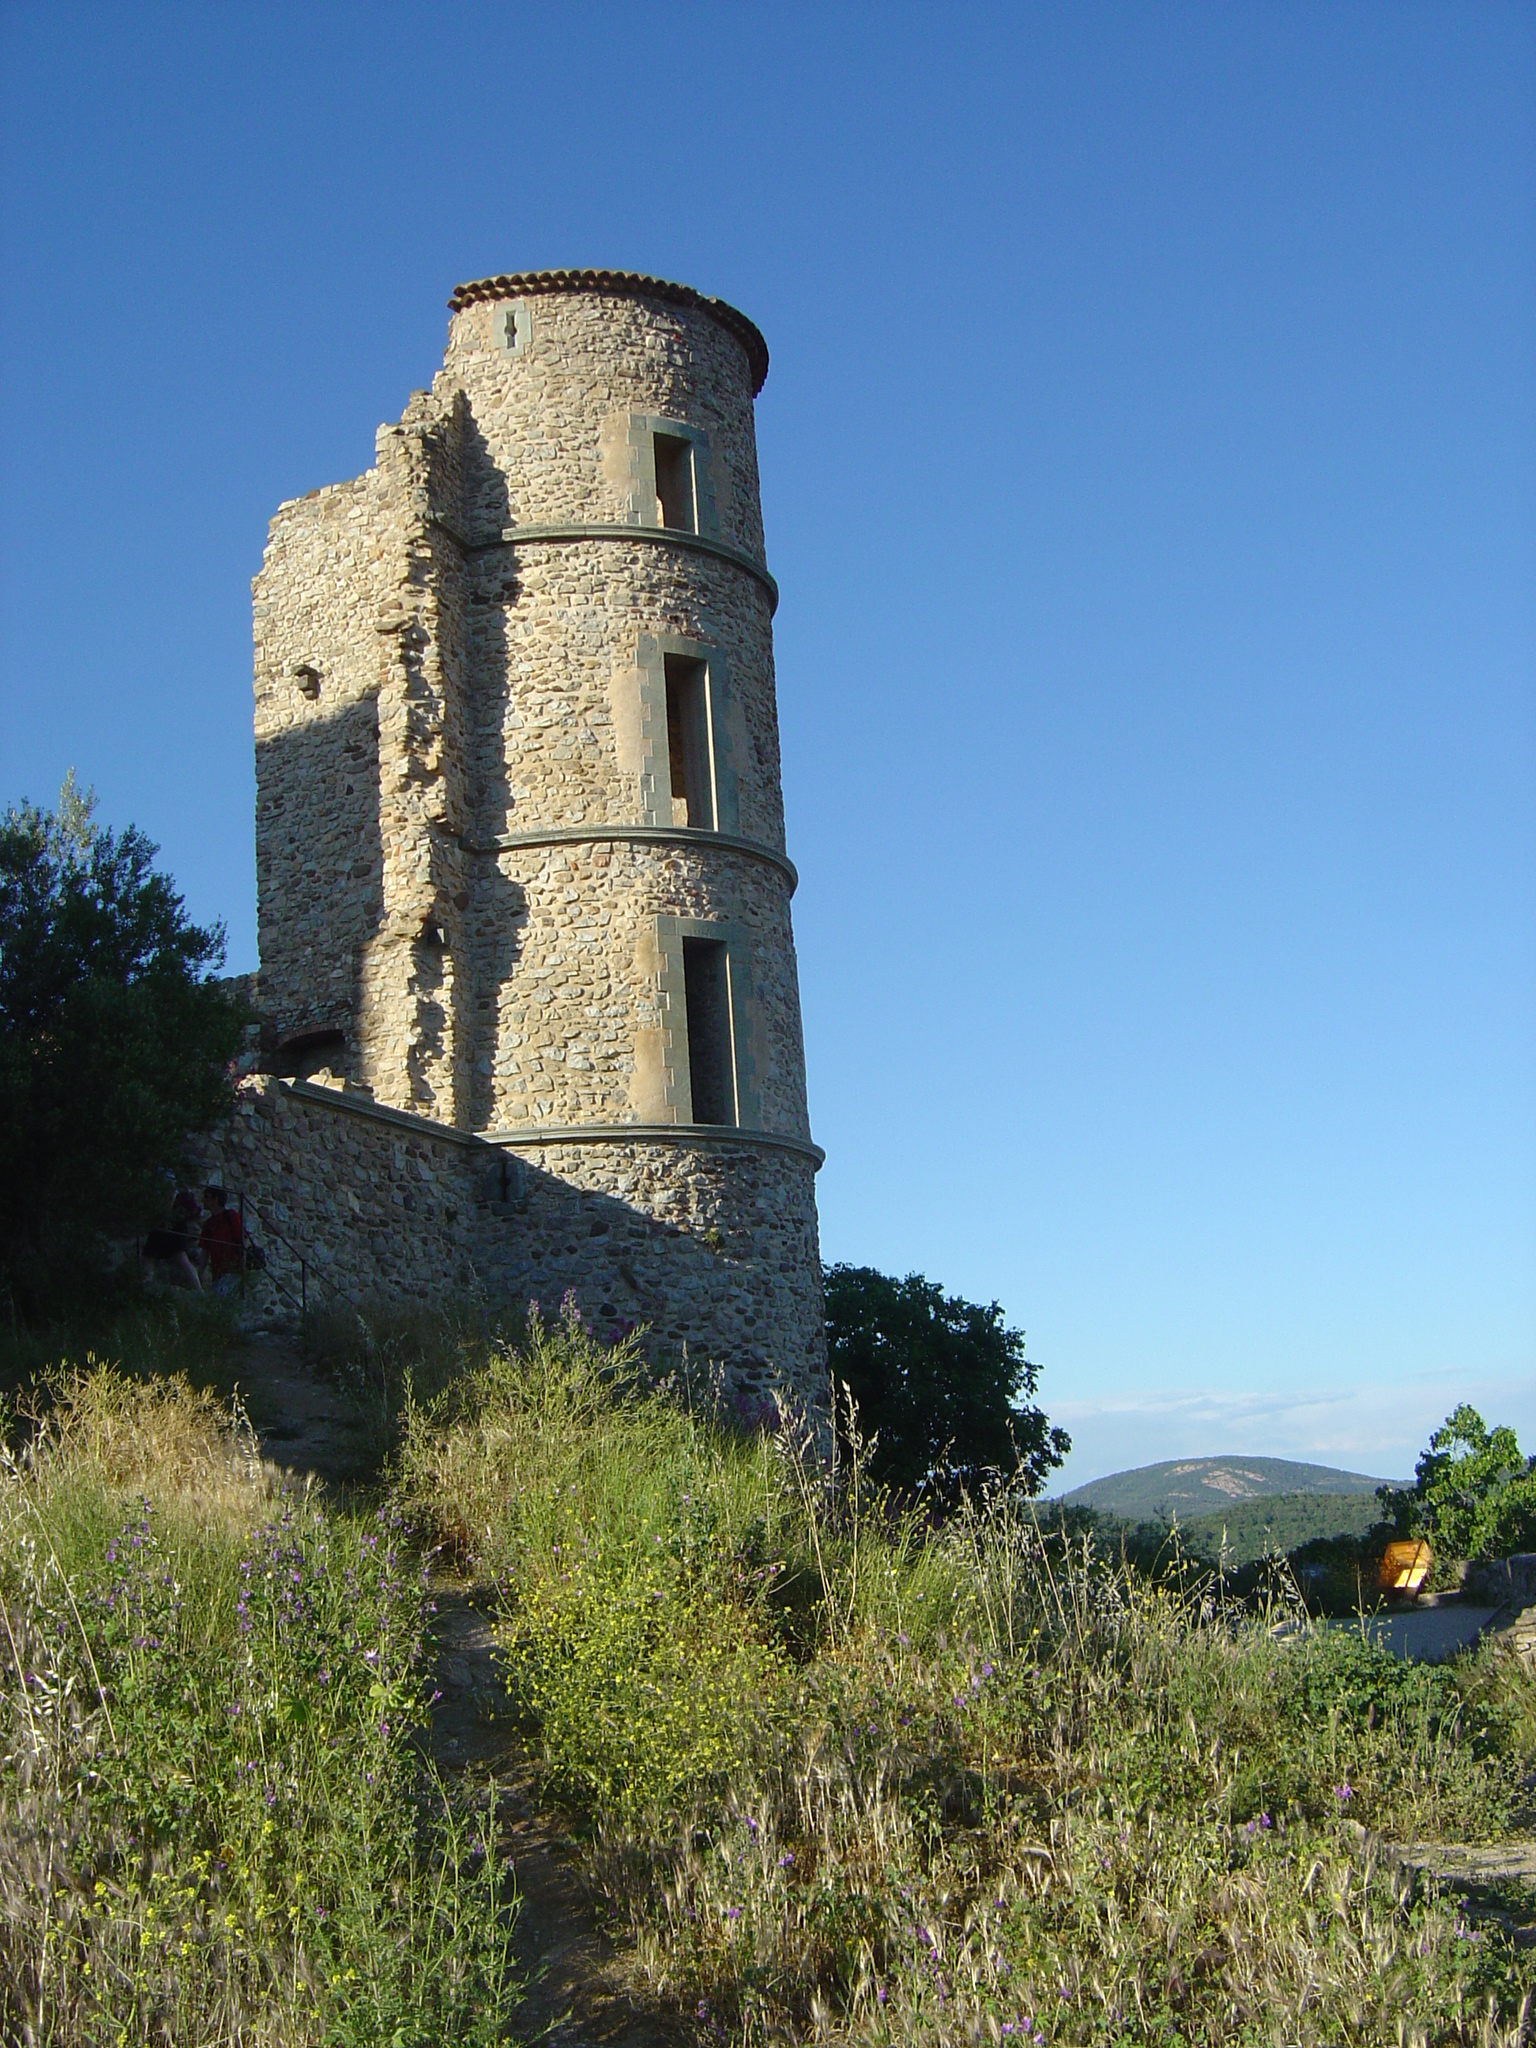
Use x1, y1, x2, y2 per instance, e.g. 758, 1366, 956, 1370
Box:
430, 1592, 686, 2047
233, 1335, 686, 2047
228, 1334, 374, 1483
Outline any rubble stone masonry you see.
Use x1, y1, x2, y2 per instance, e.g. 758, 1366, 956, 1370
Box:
234, 273, 824, 1401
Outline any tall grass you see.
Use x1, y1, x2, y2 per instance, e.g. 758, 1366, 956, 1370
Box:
0, 1366, 518, 2046
398, 1305, 1535, 2047
0, 1291, 249, 1411
4, 1307, 1530, 2045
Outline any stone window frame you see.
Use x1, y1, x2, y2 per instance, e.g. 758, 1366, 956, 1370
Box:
654, 914, 762, 1130
619, 413, 721, 538
492, 300, 533, 358
632, 631, 742, 835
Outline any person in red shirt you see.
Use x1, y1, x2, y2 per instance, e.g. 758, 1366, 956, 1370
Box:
199, 1185, 246, 1286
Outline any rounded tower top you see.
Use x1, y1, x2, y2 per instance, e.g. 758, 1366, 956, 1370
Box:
447, 269, 770, 396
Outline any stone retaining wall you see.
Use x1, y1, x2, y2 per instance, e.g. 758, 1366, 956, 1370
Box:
191, 1075, 823, 1409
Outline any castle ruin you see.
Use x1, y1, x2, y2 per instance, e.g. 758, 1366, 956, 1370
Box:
210, 270, 825, 1404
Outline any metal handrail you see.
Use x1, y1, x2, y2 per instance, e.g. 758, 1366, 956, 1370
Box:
234, 1191, 346, 1323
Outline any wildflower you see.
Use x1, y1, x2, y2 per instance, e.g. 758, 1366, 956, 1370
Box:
1333, 1781, 1353, 1802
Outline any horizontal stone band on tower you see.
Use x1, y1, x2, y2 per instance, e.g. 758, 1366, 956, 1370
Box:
426, 515, 779, 608
278, 1077, 825, 1167
454, 824, 798, 892
481, 1122, 826, 1166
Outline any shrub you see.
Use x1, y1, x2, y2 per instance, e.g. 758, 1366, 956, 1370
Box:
824, 1264, 1069, 1505
398, 1299, 800, 1818
508, 1554, 787, 1820
0, 775, 244, 1300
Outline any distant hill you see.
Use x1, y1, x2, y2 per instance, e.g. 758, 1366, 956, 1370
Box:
1099, 1491, 1389, 1568
1057, 1456, 1394, 1522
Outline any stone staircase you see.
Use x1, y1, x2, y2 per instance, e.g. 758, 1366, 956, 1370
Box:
1465, 1553, 1536, 1665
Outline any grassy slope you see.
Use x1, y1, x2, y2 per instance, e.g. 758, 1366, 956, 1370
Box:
1060, 1454, 1393, 1519
3, 1306, 1532, 2047
0, 1344, 517, 2047
397, 1311, 1535, 2047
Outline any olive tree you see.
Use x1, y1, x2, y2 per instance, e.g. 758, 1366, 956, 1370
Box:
0, 776, 244, 1293
823, 1263, 1069, 1506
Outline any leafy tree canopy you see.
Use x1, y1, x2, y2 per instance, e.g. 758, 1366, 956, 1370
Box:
1377, 1404, 1536, 1563
823, 1263, 1069, 1505
0, 775, 244, 1290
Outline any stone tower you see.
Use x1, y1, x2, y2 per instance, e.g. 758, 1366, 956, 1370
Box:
247, 270, 824, 1397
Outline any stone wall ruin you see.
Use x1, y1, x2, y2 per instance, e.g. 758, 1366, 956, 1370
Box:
226, 271, 826, 1403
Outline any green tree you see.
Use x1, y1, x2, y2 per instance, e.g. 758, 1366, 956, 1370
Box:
1377, 1405, 1536, 1562
0, 776, 244, 1292
823, 1263, 1069, 1504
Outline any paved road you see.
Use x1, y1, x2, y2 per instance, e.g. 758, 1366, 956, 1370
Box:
1344, 1606, 1502, 1662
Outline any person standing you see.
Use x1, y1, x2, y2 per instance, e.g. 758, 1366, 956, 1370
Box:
198, 1185, 246, 1288
143, 1189, 203, 1290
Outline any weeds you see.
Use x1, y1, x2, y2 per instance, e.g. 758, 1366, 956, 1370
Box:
3, 1308, 1531, 2045
0, 1368, 518, 2046
399, 1306, 1535, 2046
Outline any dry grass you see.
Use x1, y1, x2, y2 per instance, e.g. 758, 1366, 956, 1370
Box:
11, 1359, 273, 1520
398, 1311, 1536, 2047
3, 1308, 1530, 2046
0, 1364, 518, 2047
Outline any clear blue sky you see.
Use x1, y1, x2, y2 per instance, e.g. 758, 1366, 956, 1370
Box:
3, 3, 1532, 1487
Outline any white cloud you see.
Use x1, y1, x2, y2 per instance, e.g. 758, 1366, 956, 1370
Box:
1046, 1367, 1536, 1494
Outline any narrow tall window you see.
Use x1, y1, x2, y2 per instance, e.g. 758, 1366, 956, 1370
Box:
682, 938, 736, 1125
664, 655, 715, 829
653, 432, 697, 531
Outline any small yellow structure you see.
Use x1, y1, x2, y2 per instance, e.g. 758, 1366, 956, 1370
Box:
1378, 1539, 1432, 1596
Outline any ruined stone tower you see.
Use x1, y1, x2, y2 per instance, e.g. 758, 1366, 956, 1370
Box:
242, 270, 824, 1398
